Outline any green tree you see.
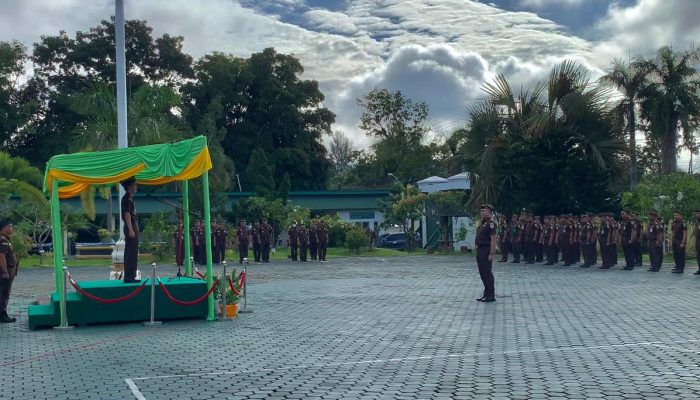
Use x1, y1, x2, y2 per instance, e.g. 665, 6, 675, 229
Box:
184, 48, 335, 191
0, 41, 37, 152
622, 173, 700, 222
381, 183, 427, 251
458, 61, 626, 215
0, 152, 45, 204
245, 148, 276, 197
277, 172, 291, 204
636, 46, 700, 175
601, 59, 650, 187
10, 19, 193, 166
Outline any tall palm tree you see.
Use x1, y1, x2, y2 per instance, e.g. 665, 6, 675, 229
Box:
70, 82, 183, 223
601, 59, 649, 188
459, 61, 624, 214
0, 152, 45, 205
636, 46, 700, 175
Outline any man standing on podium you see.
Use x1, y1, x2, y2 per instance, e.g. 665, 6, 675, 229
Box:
121, 177, 140, 283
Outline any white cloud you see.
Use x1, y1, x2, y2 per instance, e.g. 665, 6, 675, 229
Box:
594, 0, 700, 60
303, 9, 359, 35
518, 0, 585, 8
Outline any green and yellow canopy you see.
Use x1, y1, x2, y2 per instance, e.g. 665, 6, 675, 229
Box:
43, 136, 212, 199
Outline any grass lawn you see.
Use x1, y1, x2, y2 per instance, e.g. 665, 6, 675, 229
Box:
20, 246, 432, 269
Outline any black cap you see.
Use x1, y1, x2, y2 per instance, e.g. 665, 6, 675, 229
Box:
480, 204, 494, 211
0, 219, 12, 230
120, 176, 136, 189
648, 210, 658, 216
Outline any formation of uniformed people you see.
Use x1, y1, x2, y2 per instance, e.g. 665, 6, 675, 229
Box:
495, 209, 700, 274
286, 219, 329, 262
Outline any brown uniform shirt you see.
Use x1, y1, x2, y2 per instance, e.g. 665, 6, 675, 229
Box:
120, 192, 138, 236
475, 219, 496, 247
671, 220, 687, 243
0, 234, 17, 268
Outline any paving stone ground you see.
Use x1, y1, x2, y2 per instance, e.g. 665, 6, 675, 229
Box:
2, 256, 700, 400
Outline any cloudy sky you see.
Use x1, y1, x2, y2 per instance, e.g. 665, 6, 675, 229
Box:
1, 0, 698, 163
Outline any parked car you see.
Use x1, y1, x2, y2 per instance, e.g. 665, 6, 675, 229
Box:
29, 243, 53, 255
377, 232, 421, 250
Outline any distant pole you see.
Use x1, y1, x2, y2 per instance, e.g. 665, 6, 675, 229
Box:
116, 0, 128, 239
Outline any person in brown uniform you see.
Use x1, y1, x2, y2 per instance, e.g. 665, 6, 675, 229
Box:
237, 220, 250, 264
0, 219, 18, 322
497, 216, 509, 263
598, 213, 611, 269
534, 216, 544, 263
510, 215, 521, 263
298, 222, 309, 262
252, 220, 262, 263
475, 204, 497, 303
174, 220, 185, 267
308, 220, 319, 261
524, 214, 535, 264
258, 217, 273, 263
288, 222, 299, 261
543, 215, 556, 265
121, 177, 141, 283
559, 215, 571, 266
647, 211, 661, 271
693, 210, 700, 275
215, 221, 228, 264
579, 214, 590, 268
632, 213, 643, 267
317, 220, 329, 262
620, 211, 634, 270
670, 211, 688, 273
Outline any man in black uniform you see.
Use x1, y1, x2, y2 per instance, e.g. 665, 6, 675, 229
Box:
288, 221, 299, 261
317, 220, 329, 262
121, 177, 140, 283
259, 218, 273, 263
0, 219, 18, 322
475, 204, 497, 303
509, 215, 521, 263
308, 220, 319, 261
632, 212, 643, 266
694, 210, 700, 275
621, 211, 634, 270
237, 220, 250, 264
299, 222, 309, 262
647, 211, 661, 271
252, 220, 262, 262
670, 211, 688, 273
216, 221, 228, 264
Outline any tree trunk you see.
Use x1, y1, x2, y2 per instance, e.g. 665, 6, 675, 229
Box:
628, 104, 637, 188
661, 115, 679, 175
106, 187, 114, 232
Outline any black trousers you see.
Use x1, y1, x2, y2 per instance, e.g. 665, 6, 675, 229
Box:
290, 244, 298, 261
318, 243, 327, 261
309, 242, 318, 260
252, 242, 261, 262
261, 242, 270, 262
696, 240, 700, 269
499, 239, 508, 261
124, 236, 139, 281
545, 244, 557, 264
622, 242, 635, 269
217, 243, 226, 264
476, 246, 495, 299
0, 266, 16, 315
300, 243, 308, 261
238, 243, 249, 263
535, 243, 543, 262
581, 243, 591, 266
648, 243, 661, 270
511, 241, 521, 262
634, 241, 643, 265
672, 242, 685, 270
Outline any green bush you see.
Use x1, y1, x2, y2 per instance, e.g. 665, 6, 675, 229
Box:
345, 227, 369, 254
10, 227, 32, 262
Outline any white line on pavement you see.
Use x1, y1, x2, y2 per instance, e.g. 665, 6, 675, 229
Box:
125, 378, 147, 400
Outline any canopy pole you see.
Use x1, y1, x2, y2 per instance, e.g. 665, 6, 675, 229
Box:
202, 172, 215, 321
183, 180, 192, 277
50, 181, 65, 305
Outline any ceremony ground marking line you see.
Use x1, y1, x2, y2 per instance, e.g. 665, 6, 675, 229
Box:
124, 338, 700, 399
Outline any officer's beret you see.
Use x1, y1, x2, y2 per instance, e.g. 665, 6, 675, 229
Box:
480, 204, 494, 211
695, 209, 700, 213
120, 176, 136, 189
648, 210, 657, 216
0, 219, 12, 230
674, 210, 682, 214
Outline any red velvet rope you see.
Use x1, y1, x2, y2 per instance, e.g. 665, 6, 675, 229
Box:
158, 278, 219, 306
69, 278, 150, 304
227, 277, 240, 296
195, 269, 205, 279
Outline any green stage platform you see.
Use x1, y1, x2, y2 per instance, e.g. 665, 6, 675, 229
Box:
27, 277, 209, 330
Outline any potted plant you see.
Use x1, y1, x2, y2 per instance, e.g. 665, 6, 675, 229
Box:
215, 270, 242, 318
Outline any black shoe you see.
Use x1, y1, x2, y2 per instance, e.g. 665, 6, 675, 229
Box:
671, 269, 684, 274
1, 315, 16, 323
599, 266, 610, 269
124, 279, 141, 283
694, 270, 700, 275
476, 297, 485, 302
481, 298, 496, 302
580, 265, 590, 268
510, 260, 520, 263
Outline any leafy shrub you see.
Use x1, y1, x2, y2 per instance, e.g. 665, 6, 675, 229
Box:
345, 227, 369, 254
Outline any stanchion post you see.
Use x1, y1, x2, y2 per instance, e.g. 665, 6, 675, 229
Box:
53, 263, 74, 331
143, 263, 162, 327
239, 258, 253, 314
219, 260, 232, 321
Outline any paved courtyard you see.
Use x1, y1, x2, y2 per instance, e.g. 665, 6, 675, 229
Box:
2, 256, 700, 400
